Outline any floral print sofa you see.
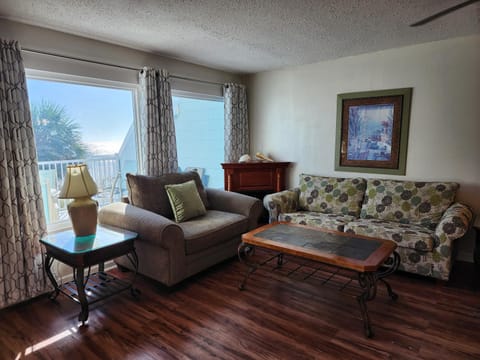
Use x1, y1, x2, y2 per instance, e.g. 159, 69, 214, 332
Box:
264, 174, 474, 280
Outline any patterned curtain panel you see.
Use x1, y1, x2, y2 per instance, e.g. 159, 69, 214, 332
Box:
0, 40, 48, 309
224, 83, 249, 163
138, 67, 178, 176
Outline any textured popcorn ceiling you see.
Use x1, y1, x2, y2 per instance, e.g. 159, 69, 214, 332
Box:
0, 0, 478, 74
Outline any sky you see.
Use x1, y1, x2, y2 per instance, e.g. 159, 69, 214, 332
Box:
25, 78, 226, 187
26, 78, 135, 154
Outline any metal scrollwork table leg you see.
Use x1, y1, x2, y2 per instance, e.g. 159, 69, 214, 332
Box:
238, 243, 257, 290
45, 254, 60, 300
356, 251, 400, 338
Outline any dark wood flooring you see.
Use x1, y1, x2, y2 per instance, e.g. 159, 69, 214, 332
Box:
1, 250, 480, 360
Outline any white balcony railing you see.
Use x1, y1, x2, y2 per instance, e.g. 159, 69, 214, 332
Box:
38, 155, 123, 225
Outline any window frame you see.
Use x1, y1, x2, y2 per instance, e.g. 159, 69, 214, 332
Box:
26, 69, 142, 232
171, 90, 225, 188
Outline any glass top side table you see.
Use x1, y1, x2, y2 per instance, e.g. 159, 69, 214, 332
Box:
40, 224, 139, 324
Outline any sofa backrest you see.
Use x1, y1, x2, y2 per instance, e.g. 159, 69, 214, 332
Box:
126, 172, 209, 219
360, 179, 458, 229
298, 174, 367, 217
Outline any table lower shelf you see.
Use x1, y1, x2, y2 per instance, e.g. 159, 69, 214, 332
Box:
58, 271, 137, 306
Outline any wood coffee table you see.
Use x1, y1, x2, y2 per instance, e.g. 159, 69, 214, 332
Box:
238, 222, 400, 338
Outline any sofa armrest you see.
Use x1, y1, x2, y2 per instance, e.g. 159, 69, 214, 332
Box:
263, 188, 300, 223
206, 188, 263, 230
98, 202, 184, 250
435, 202, 474, 246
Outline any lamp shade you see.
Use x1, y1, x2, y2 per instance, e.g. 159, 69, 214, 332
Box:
59, 164, 98, 199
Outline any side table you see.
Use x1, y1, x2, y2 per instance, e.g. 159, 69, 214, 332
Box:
40, 225, 139, 324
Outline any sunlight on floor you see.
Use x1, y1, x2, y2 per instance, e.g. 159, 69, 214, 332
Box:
15, 327, 78, 359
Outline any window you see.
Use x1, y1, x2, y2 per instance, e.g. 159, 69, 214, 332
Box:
26, 71, 138, 230
172, 93, 224, 188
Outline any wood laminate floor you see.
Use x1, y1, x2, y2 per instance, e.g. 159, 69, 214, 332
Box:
1, 250, 479, 360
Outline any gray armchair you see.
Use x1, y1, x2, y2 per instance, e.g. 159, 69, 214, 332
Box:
98, 172, 263, 286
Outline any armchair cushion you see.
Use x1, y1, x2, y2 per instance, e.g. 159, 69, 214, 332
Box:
179, 210, 248, 255
298, 174, 366, 217
165, 180, 207, 222
126, 172, 209, 219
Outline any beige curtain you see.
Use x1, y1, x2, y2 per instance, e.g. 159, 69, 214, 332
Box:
224, 83, 249, 163
0, 39, 48, 309
138, 67, 178, 176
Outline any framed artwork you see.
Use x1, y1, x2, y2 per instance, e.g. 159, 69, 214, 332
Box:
335, 88, 412, 175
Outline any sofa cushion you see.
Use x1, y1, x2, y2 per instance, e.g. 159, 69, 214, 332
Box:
179, 210, 248, 255
298, 174, 367, 217
360, 179, 458, 230
165, 180, 207, 222
344, 218, 436, 251
126, 172, 209, 219
279, 211, 356, 232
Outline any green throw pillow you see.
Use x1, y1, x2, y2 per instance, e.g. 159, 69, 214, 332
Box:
165, 180, 207, 222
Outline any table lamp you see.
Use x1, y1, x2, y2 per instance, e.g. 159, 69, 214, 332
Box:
59, 164, 98, 237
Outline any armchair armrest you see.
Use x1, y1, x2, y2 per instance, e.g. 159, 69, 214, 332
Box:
98, 202, 184, 250
435, 202, 474, 246
263, 188, 300, 223
206, 188, 263, 229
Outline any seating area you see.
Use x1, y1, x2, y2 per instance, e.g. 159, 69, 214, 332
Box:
264, 174, 474, 280
1, 2, 479, 358
99, 171, 263, 286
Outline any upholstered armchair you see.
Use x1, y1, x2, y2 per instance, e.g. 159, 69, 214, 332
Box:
99, 172, 263, 286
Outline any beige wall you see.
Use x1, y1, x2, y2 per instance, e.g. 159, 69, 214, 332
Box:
247, 35, 480, 261
0, 19, 240, 95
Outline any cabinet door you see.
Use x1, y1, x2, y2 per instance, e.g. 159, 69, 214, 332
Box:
236, 169, 274, 191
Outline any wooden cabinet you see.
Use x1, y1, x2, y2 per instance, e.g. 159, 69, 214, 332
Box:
221, 162, 290, 193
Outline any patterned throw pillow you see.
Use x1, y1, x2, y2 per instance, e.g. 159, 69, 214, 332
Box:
360, 179, 458, 229
298, 174, 367, 217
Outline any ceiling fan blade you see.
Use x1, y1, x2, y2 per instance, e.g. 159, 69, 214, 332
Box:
410, 0, 480, 26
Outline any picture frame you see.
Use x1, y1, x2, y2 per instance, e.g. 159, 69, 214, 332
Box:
334, 88, 412, 175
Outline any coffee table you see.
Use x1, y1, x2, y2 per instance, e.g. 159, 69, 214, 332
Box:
40, 225, 139, 324
238, 222, 400, 338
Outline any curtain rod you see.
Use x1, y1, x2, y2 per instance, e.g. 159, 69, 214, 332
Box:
21, 48, 224, 86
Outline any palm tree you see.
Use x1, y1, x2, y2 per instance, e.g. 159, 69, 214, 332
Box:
31, 100, 88, 161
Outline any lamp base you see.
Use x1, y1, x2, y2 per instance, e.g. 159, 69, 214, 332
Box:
68, 197, 98, 237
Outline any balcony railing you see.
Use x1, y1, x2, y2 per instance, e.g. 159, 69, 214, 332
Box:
38, 155, 123, 225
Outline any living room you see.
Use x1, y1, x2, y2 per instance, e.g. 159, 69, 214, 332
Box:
0, 1, 479, 359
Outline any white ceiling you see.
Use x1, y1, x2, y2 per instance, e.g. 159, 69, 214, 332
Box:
0, 0, 479, 74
